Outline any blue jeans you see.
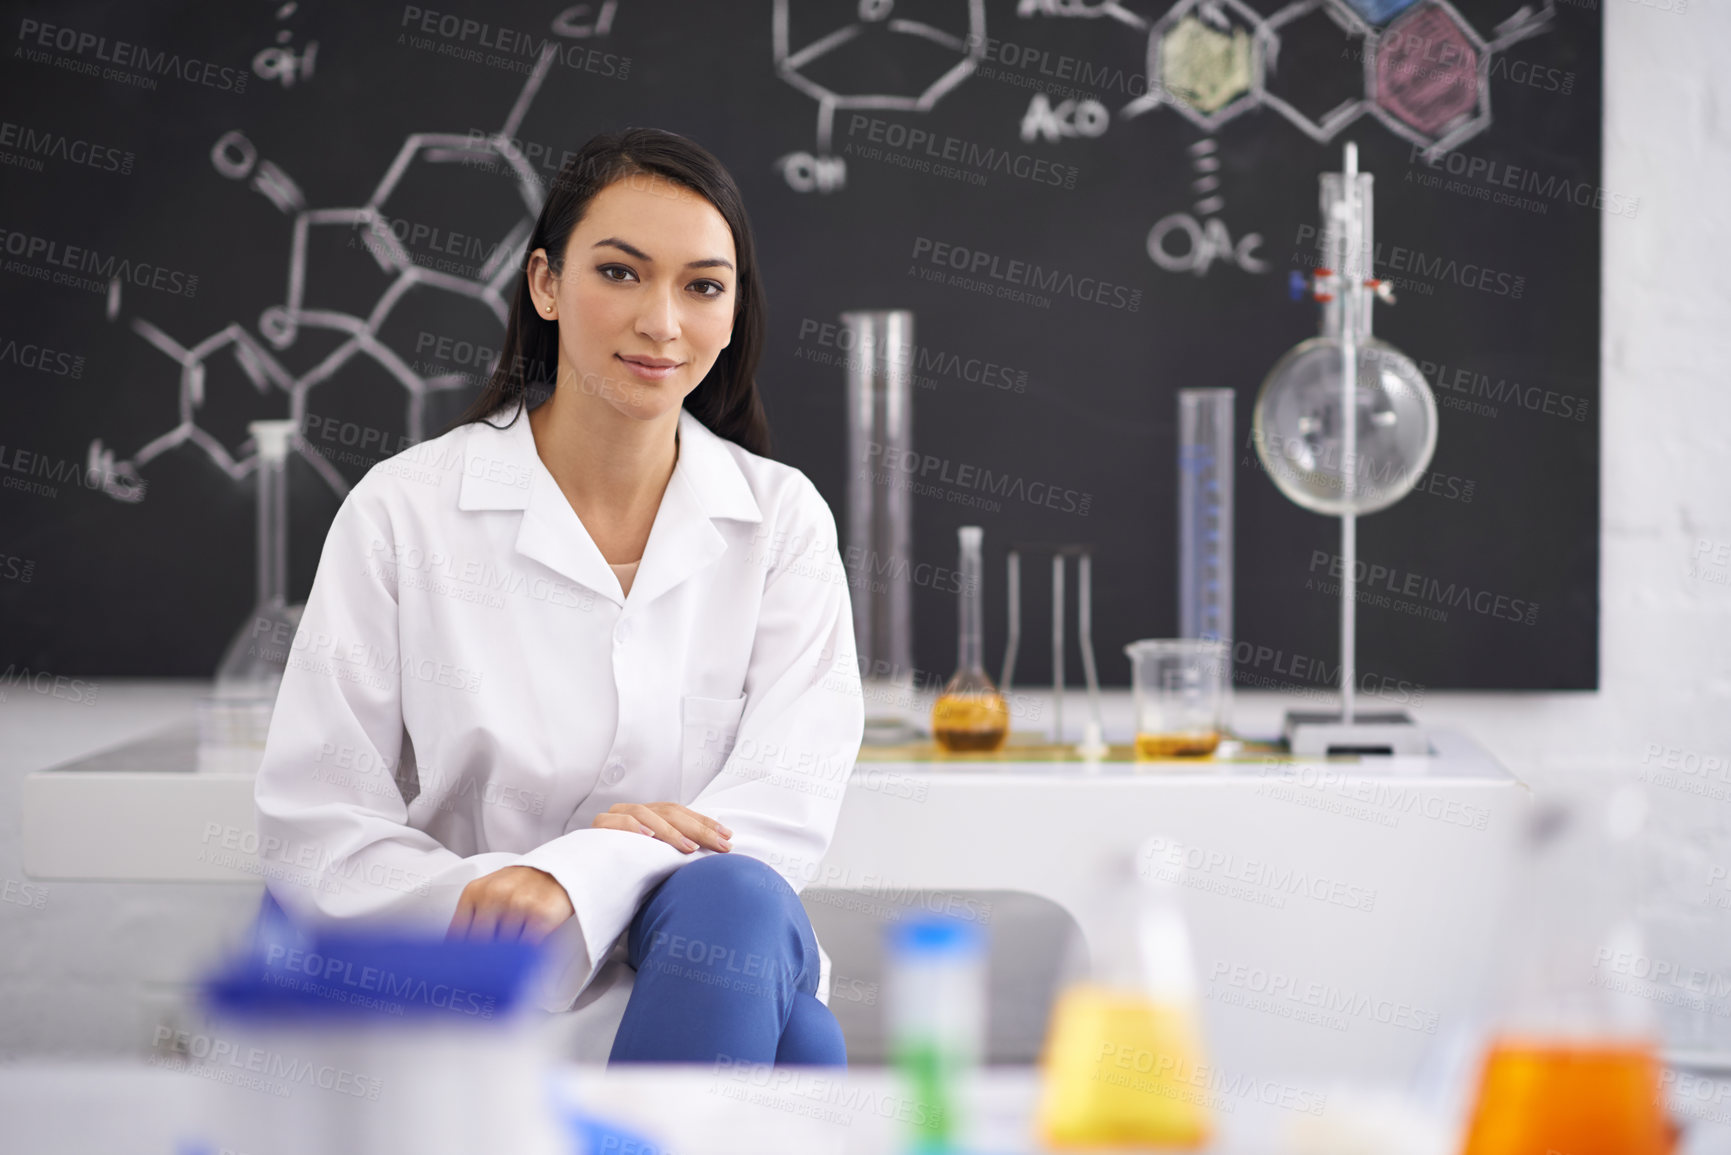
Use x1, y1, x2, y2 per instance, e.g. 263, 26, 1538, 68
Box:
608, 853, 846, 1067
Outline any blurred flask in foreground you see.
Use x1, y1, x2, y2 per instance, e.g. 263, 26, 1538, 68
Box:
1457, 778, 1677, 1155
1036, 841, 1212, 1149
887, 913, 988, 1153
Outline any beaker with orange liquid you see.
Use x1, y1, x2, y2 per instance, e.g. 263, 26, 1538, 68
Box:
1036, 842, 1213, 1150
1124, 640, 1227, 760
932, 526, 1009, 753
1456, 780, 1677, 1155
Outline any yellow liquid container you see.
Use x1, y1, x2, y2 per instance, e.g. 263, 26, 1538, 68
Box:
932, 526, 1010, 754
1037, 985, 1212, 1150
1458, 1038, 1676, 1155
932, 690, 1009, 753
1134, 731, 1221, 759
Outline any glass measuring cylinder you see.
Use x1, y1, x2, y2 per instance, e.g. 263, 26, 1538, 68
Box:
933, 526, 1009, 753
842, 309, 916, 741
1124, 640, 1226, 759
1177, 390, 1233, 680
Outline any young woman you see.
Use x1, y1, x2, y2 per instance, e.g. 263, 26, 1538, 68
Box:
254, 128, 862, 1066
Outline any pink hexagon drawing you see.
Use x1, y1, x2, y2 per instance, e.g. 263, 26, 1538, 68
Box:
1374, 2, 1481, 139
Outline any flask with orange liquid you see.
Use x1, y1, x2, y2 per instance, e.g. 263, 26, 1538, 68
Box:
1036, 842, 1213, 1150
1457, 781, 1677, 1155
932, 526, 1009, 753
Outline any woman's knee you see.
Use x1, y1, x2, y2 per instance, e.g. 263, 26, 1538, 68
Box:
654, 852, 796, 922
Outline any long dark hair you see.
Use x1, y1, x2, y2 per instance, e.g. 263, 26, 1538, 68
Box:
452, 128, 771, 457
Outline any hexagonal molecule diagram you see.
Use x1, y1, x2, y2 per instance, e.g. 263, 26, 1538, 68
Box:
1110, 0, 1555, 154
1020, 0, 1556, 279
84, 15, 608, 504
773, 0, 986, 193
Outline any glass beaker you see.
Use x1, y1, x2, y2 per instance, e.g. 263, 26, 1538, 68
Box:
1037, 842, 1212, 1150
1124, 639, 1226, 758
932, 526, 1008, 753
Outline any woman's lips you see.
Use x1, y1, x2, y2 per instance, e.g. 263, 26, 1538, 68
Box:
616, 354, 681, 382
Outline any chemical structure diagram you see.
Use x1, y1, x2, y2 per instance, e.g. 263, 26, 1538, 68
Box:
1018, 0, 1557, 277
86, 5, 620, 503
773, 0, 987, 193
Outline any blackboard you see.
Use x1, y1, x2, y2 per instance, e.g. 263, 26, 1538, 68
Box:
0, 0, 1601, 695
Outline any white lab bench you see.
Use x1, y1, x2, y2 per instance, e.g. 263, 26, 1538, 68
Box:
19, 685, 1528, 1095
0, 1060, 1384, 1155
5, 1056, 1728, 1155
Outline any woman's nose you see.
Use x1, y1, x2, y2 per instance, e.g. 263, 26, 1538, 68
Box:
635, 285, 680, 344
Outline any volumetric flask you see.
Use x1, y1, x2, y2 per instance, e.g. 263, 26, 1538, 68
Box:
1124, 640, 1226, 759
933, 526, 1009, 753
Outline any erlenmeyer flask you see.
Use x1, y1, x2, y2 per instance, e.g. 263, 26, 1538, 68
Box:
1457, 779, 1678, 1155
932, 526, 1008, 752
1036, 842, 1212, 1149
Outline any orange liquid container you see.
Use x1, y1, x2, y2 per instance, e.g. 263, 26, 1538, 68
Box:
1458, 1038, 1676, 1155
1134, 731, 1221, 759
932, 691, 1009, 753
1036, 985, 1212, 1150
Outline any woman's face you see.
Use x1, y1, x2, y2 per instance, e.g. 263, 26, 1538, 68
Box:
528, 173, 737, 425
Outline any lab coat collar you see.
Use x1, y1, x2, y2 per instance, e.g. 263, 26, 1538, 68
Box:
456, 405, 763, 607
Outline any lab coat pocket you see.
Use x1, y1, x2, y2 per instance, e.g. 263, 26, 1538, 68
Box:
680, 693, 747, 803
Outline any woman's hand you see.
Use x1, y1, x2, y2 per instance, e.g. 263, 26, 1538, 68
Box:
447, 865, 574, 943
593, 802, 732, 855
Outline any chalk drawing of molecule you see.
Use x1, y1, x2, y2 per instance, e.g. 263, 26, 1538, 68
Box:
773, 0, 986, 193
1018, 0, 1556, 278
86, 7, 620, 504
1114, 0, 1555, 153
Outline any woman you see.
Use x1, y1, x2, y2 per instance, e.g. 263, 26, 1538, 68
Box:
254, 128, 863, 1066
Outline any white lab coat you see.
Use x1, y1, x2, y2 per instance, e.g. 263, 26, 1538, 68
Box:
253, 404, 864, 1058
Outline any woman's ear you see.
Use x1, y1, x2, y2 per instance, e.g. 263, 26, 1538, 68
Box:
526, 247, 558, 316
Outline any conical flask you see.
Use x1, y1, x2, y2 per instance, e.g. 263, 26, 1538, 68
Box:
1457, 779, 1677, 1155
931, 525, 1008, 752
1036, 842, 1212, 1149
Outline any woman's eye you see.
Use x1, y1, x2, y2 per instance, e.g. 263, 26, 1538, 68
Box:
598, 264, 636, 282
690, 280, 726, 298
